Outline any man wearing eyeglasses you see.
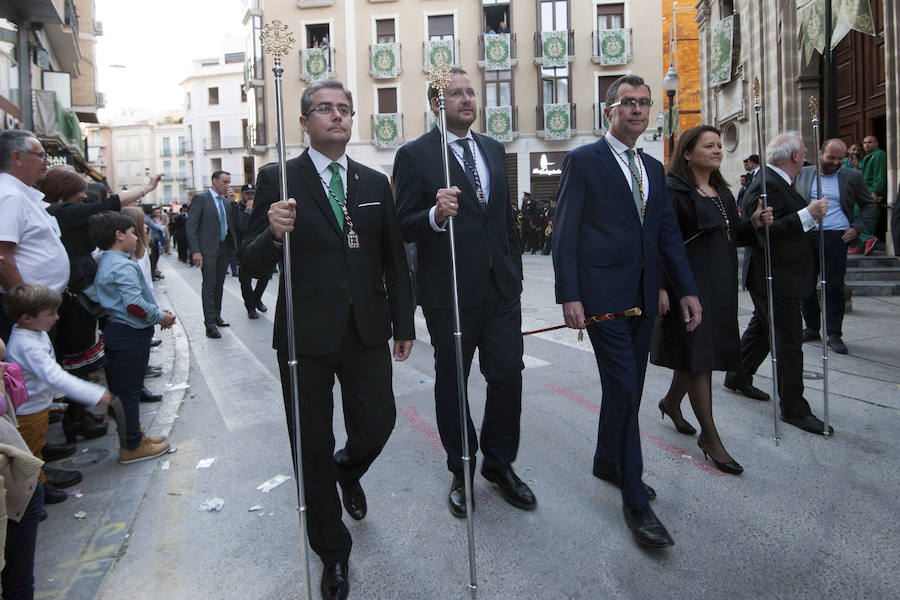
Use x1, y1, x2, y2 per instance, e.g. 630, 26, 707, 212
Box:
553, 74, 700, 549
240, 79, 414, 600
393, 67, 536, 519
0, 130, 69, 341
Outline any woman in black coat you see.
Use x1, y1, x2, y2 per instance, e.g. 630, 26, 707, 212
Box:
650, 126, 772, 475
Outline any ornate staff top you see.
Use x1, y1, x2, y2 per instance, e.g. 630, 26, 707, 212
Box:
427, 61, 452, 94
260, 20, 295, 59
809, 96, 819, 119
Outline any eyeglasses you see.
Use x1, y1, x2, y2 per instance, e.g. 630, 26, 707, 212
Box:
446, 89, 477, 100
306, 103, 354, 117
23, 150, 49, 160
608, 97, 654, 109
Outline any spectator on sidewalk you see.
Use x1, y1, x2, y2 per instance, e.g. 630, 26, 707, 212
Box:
145, 206, 166, 280
173, 205, 190, 264
851, 135, 887, 255
3, 285, 113, 505
89, 212, 174, 464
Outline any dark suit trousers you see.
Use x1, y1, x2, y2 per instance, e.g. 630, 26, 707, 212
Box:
422, 275, 524, 474
200, 238, 230, 326
276, 314, 396, 566
238, 264, 270, 310
800, 231, 847, 337
587, 316, 652, 511
739, 290, 812, 419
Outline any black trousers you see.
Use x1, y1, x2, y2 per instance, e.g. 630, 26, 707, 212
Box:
200, 239, 230, 326
737, 290, 812, 419
276, 314, 396, 566
800, 231, 847, 337
422, 275, 524, 474
238, 264, 270, 311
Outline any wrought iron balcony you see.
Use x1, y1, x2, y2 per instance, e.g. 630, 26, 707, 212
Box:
299, 47, 336, 82
535, 103, 577, 139
533, 30, 575, 65
592, 28, 633, 65
422, 39, 460, 72
477, 33, 517, 70
369, 43, 403, 79
479, 106, 518, 142
370, 113, 404, 148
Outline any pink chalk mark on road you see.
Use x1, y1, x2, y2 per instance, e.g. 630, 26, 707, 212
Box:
544, 383, 726, 478
400, 406, 494, 501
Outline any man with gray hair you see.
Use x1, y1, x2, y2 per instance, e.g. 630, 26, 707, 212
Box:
0, 130, 68, 342
725, 132, 832, 435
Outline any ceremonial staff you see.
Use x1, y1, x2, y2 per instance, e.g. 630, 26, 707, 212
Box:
522, 307, 642, 337
752, 77, 781, 444
427, 61, 478, 598
809, 97, 832, 436
260, 21, 313, 600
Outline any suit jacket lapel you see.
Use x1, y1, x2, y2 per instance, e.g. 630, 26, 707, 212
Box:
346, 159, 361, 215
596, 140, 641, 226
298, 151, 344, 239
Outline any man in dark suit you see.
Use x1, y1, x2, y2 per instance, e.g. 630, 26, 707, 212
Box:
553, 74, 701, 549
186, 170, 236, 338
240, 80, 414, 600
232, 184, 271, 319
393, 67, 536, 518
795, 138, 875, 354
173, 205, 189, 263
725, 132, 832, 435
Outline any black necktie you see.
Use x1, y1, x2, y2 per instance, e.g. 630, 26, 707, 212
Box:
456, 139, 486, 211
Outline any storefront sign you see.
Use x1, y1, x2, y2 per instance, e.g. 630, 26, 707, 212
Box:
530, 152, 566, 177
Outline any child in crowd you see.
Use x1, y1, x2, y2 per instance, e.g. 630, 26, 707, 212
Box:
89, 212, 175, 463
3, 285, 113, 503
0, 337, 45, 600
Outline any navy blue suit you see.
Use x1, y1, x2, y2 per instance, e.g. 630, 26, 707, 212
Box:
552, 139, 696, 510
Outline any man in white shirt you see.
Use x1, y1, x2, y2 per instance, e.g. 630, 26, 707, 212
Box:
0, 130, 69, 342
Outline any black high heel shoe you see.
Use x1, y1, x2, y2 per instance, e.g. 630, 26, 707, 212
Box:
697, 438, 743, 475
658, 399, 697, 435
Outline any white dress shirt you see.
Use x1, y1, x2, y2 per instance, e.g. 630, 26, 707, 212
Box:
308, 146, 348, 200
605, 133, 650, 204
429, 129, 491, 232
767, 164, 817, 232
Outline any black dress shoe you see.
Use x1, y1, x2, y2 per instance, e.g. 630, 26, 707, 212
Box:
140, 388, 163, 403
723, 373, 771, 401
623, 505, 674, 548
41, 442, 77, 462
247, 308, 259, 319
321, 562, 349, 600
215, 317, 230, 327
150, 338, 163, 347
827, 335, 848, 354
448, 472, 473, 518
781, 413, 834, 436
62, 412, 108, 443
802, 328, 821, 343
338, 479, 367, 520
206, 326, 221, 339
592, 463, 656, 500
42, 484, 68, 505
145, 365, 162, 378
256, 300, 268, 313
48, 411, 63, 424
39, 508, 48, 521
44, 466, 82, 489
481, 465, 537, 510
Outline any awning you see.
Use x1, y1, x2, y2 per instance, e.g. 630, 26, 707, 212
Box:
38, 135, 104, 182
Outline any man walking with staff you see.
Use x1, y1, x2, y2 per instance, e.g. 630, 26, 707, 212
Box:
241, 79, 414, 600
552, 74, 701, 548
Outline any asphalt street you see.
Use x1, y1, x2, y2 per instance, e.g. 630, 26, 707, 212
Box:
34, 252, 900, 600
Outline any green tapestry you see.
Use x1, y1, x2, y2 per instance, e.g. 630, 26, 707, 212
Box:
709, 16, 734, 87
483, 33, 511, 71
425, 40, 454, 69
543, 103, 570, 140
373, 113, 403, 148
484, 105, 513, 143
541, 31, 568, 69
597, 29, 629, 66
304, 48, 329, 81
371, 43, 401, 79
798, 0, 875, 63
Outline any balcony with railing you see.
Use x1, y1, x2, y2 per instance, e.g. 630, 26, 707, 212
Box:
44, 0, 82, 74
478, 33, 517, 70
370, 113, 404, 148
160, 148, 172, 157
369, 43, 402, 79
183, 140, 194, 154
592, 28, 633, 65
203, 137, 244, 151
175, 171, 188, 180
480, 106, 518, 143
161, 174, 174, 181
299, 47, 336, 82
533, 30, 575, 66
422, 39, 460, 72
536, 103, 577, 140
245, 123, 267, 153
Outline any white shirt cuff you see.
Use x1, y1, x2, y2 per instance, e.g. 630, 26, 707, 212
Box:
797, 208, 817, 232
428, 206, 446, 232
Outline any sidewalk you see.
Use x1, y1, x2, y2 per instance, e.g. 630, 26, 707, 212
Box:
32, 278, 192, 600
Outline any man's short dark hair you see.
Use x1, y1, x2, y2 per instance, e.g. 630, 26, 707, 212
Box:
0, 130, 38, 172
3, 284, 62, 321
744, 154, 760, 164
211, 170, 230, 182
605, 75, 650, 107
428, 67, 469, 104
300, 80, 354, 117
89, 211, 136, 250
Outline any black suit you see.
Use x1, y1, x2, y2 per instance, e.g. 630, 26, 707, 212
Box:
186, 189, 237, 326
733, 167, 816, 419
231, 202, 270, 311
393, 127, 523, 474
240, 150, 414, 566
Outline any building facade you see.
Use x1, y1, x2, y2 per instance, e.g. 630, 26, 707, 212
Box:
155, 121, 189, 206
109, 122, 157, 203
695, 0, 897, 254
243, 0, 668, 207
182, 52, 253, 194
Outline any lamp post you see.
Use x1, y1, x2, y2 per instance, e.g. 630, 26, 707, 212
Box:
662, 66, 680, 157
